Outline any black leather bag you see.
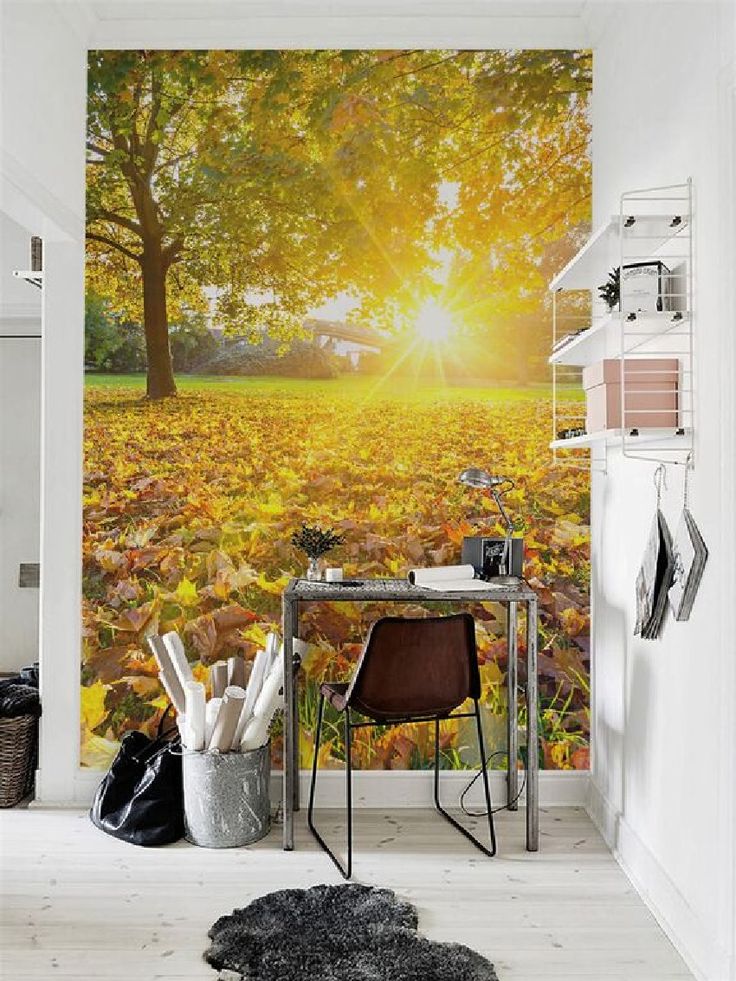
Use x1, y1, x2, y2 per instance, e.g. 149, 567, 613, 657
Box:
90, 708, 184, 846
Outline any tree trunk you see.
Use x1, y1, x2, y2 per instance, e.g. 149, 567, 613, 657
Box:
141, 245, 176, 398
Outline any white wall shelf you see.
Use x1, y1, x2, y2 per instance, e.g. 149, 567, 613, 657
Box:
551, 427, 692, 451
550, 311, 690, 368
550, 180, 694, 471
549, 213, 690, 292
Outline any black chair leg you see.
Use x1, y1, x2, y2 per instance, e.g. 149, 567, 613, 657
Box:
433, 701, 497, 857
306, 693, 324, 830
307, 695, 352, 879
344, 707, 353, 879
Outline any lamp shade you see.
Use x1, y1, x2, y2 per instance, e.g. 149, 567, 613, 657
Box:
457, 467, 504, 489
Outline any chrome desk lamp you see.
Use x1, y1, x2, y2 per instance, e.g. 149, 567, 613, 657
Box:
458, 467, 517, 583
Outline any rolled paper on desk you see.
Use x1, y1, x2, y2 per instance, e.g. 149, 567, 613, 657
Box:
162, 631, 194, 690
208, 685, 246, 752
408, 564, 496, 592
227, 656, 246, 689
204, 697, 222, 746
148, 635, 186, 714
183, 680, 206, 751
210, 660, 228, 699
408, 564, 475, 585
231, 648, 268, 750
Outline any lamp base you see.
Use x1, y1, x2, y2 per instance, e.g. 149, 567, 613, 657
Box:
486, 575, 521, 586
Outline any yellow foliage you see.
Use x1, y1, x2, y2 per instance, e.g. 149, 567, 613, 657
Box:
170, 577, 200, 607
80, 734, 120, 770
80, 681, 110, 732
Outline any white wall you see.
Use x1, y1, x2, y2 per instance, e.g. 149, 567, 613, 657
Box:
1, 0, 87, 799
0, 214, 41, 673
588, 4, 736, 980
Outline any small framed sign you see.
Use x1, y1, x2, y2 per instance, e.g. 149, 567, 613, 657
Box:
461, 537, 524, 580
622, 261, 670, 313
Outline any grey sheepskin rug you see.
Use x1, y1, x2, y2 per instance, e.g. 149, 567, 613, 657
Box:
205, 883, 498, 980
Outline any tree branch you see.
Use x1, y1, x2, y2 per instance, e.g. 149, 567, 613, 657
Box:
511, 140, 589, 197
143, 66, 163, 175
95, 209, 143, 236
154, 150, 195, 174
528, 192, 591, 244
386, 50, 470, 84
86, 231, 142, 264
163, 238, 184, 268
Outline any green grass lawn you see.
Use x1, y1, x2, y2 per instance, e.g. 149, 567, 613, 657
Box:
85, 373, 582, 403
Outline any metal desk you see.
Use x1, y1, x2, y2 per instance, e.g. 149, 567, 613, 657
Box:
281, 577, 539, 852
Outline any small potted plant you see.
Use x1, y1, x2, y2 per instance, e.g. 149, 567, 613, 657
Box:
291, 524, 345, 581
598, 266, 620, 312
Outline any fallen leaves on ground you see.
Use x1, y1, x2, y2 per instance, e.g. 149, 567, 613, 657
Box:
81, 383, 590, 771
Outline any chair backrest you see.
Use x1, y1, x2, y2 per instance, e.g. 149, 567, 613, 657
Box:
345, 613, 479, 722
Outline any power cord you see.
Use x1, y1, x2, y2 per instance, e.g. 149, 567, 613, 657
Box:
459, 682, 530, 817
460, 751, 527, 816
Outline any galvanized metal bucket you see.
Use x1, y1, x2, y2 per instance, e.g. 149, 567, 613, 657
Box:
182, 742, 271, 848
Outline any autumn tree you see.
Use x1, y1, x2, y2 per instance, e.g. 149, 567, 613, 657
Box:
86, 50, 591, 397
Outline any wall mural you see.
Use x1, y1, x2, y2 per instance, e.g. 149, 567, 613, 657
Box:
82, 50, 592, 773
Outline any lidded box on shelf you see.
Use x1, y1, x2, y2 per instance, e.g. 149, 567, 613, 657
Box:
583, 358, 679, 432
621, 261, 670, 313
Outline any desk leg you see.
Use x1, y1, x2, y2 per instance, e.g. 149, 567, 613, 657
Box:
506, 601, 518, 810
292, 612, 301, 813
526, 597, 539, 851
282, 597, 296, 851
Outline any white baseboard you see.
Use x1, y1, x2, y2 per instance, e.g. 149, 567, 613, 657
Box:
40, 766, 590, 810
587, 780, 734, 981
296, 768, 589, 809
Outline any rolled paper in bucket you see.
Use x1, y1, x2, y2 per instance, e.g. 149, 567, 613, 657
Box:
208, 686, 246, 752
183, 681, 206, 751
162, 632, 193, 689
227, 656, 246, 689
148, 635, 186, 714
210, 661, 228, 700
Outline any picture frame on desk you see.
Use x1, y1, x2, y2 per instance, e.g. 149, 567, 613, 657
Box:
461, 536, 524, 580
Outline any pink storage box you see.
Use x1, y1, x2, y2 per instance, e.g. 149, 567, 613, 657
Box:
582, 359, 679, 432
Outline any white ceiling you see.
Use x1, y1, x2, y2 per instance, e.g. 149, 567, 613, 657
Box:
86, 1, 589, 19
74, 0, 597, 49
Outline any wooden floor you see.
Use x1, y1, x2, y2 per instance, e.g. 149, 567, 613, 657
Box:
0, 806, 693, 981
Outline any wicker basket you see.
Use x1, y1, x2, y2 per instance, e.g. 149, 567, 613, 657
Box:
0, 714, 38, 807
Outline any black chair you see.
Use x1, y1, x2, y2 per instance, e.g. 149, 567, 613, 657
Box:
307, 613, 497, 878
